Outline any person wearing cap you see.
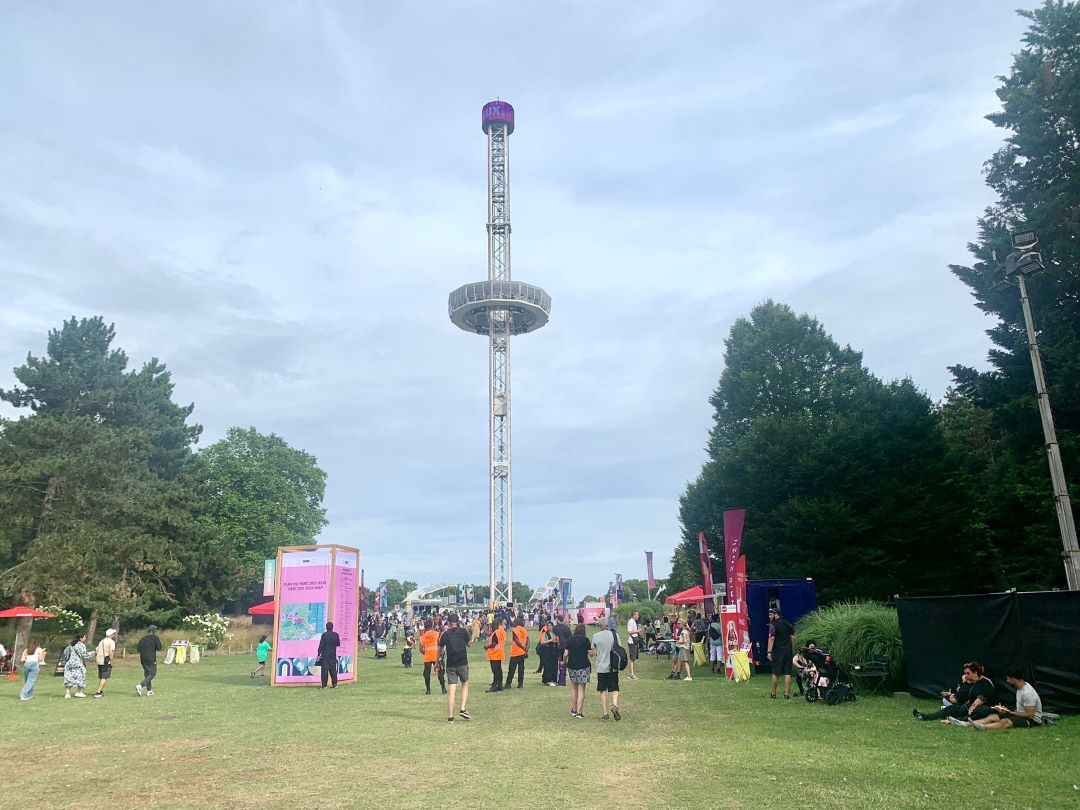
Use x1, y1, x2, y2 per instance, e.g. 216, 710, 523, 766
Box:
438, 614, 472, 722
767, 607, 795, 700
93, 628, 117, 698
136, 625, 162, 696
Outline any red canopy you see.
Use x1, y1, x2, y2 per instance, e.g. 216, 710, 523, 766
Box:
0, 606, 55, 619
664, 586, 720, 606
248, 601, 275, 615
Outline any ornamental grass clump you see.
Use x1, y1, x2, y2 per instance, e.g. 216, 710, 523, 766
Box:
795, 601, 905, 690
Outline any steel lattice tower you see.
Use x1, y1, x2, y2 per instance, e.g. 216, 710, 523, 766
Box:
449, 101, 551, 607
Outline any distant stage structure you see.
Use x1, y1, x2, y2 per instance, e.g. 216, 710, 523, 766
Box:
449, 100, 551, 607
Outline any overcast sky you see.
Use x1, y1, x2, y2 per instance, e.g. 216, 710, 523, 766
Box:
0, 1, 1028, 599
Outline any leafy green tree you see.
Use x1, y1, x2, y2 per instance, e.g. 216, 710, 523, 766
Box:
675, 302, 976, 603
196, 427, 328, 606
512, 581, 533, 605
946, 0, 1080, 590
0, 319, 205, 651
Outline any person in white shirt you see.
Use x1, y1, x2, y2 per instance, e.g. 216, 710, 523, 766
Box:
970, 668, 1043, 730
625, 611, 641, 680
93, 628, 117, 698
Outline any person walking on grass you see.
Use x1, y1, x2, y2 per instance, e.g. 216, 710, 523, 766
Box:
62, 632, 95, 699
318, 621, 341, 689
507, 617, 529, 689
18, 638, 45, 701
439, 614, 472, 723
93, 628, 117, 698
252, 635, 271, 679
135, 625, 162, 696
767, 607, 794, 700
562, 623, 592, 718
708, 613, 725, 675
485, 616, 506, 693
592, 619, 622, 721
676, 620, 693, 681
625, 610, 641, 680
420, 619, 445, 695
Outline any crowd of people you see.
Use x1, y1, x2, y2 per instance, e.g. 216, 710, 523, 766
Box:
12, 625, 162, 701
7, 603, 1055, 733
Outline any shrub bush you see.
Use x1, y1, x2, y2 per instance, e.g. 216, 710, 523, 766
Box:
795, 601, 905, 690
34, 606, 85, 646
614, 600, 662, 626
182, 612, 232, 649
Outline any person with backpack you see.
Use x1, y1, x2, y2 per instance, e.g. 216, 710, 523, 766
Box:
708, 613, 725, 675
590, 618, 623, 721
62, 632, 95, 699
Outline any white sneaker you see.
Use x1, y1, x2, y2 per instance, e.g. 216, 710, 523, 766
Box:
683, 676, 693, 681
64, 694, 71, 699
74, 693, 86, 698
146, 690, 154, 696
135, 684, 143, 696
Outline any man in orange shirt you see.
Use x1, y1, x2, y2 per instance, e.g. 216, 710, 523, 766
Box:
507, 617, 530, 689
484, 617, 507, 692
420, 618, 445, 695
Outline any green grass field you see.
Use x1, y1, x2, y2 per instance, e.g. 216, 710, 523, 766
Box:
3, 636, 1078, 809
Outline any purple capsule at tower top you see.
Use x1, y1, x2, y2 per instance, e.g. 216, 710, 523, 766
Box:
482, 100, 514, 134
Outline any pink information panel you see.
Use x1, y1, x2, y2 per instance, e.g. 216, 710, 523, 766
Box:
274, 549, 331, 684
333, 550, 358, 683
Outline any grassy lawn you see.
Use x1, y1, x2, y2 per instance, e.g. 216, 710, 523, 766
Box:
2, 634, 1077, 809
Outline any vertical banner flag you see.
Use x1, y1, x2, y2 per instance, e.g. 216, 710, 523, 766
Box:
723, 509, 747, 603
359, 569, 367, 621
645, 551, 656, 590
616, 574, 623, 600
376, 581, 388, 613
559, 578, 572, 620
332, 549, 358, 683
734, 554, 749, 650
273, 548, 331, 685
263, 559, 276, 597
697, 532, 714, 596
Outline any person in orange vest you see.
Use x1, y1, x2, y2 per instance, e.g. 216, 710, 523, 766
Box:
484, 617, 507, 692
420, 618, 445, 695
507, 617, 530, 689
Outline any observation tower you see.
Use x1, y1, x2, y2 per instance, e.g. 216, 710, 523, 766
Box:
448, 100, 552, 607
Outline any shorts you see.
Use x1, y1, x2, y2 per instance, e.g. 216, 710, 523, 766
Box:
597, 671, 619, 693
671, 649, 680, 663
568, 667, 591, 685
710, 645, 725, 662
1010, 717, 1042, 728
628, 643, 639, 661
97, 664, 112, 680
771, 651, 793, 676
446, 664, 469, 685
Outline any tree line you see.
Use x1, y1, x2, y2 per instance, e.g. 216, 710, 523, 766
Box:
671, 2, 1080, 602
0, 317, 328, 640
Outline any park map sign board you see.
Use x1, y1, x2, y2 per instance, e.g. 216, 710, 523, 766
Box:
270, 544, 359, 687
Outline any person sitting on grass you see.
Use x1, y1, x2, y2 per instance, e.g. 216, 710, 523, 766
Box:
913, 661, 994, 723
952, 668, 1043, 730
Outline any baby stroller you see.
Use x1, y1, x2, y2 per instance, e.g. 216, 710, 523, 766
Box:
800, 646, 856, 705
374, 637, 388, 659
650, 636, 676, 657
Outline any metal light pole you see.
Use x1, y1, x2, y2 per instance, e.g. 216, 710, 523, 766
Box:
994, 232, 1080, 590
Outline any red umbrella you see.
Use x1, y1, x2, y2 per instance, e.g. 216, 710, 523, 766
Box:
0, 607, 55, 618
248, 601, 275, 615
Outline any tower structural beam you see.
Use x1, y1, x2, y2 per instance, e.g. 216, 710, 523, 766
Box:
449, 100, 551, 607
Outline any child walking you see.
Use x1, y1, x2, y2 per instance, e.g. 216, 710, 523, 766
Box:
251, 635, 271, 678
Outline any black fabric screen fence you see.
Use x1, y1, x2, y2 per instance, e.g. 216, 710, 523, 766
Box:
897, 590, 1080, 713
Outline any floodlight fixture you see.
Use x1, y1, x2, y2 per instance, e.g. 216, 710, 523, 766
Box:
1012, 230, 1038, 251
1015, 251, 1044, 275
